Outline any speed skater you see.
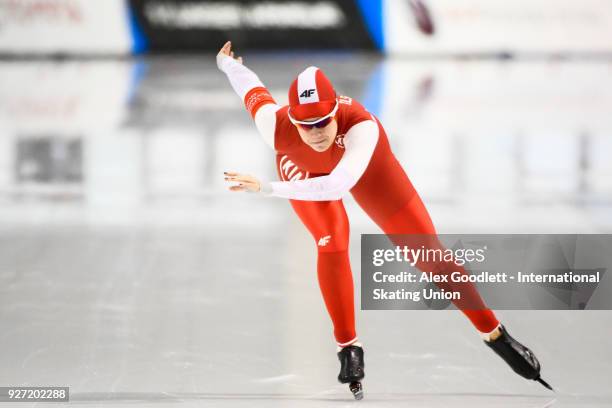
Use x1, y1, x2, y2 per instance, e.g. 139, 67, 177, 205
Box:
216, 41, 552, 399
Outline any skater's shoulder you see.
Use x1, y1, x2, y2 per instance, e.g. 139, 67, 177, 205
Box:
274, 105, 292, 127
336, 96, 374, 132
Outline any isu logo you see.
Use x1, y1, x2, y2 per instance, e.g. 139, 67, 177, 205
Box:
318, 235, 332, 247
279, 155, 310, 181
335, 133, 345, 149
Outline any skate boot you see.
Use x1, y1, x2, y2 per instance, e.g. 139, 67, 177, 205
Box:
485, 325, 553, 390
337, 345, 365, 400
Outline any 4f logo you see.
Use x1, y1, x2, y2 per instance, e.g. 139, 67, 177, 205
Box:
318, 235, 332, 247
300, 89, 316, 98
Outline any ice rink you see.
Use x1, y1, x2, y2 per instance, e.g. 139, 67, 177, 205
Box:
1, 54, 612, 407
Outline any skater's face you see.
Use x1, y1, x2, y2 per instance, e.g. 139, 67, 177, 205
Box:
295, 116, 338, 152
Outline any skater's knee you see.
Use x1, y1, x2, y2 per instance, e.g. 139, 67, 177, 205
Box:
379, 196, 437, 235
314, 231, 349, 252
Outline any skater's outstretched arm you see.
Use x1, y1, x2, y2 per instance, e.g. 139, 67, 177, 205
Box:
224, 119, 379, 200
217, 41, 280, 149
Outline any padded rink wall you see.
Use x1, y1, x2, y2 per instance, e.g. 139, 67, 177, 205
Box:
0, 0, 611, 55
0, 0, 137, 54
382, 0, 612, 55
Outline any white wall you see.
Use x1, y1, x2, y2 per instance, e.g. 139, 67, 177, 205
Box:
0, 0, 132, 54
384, 0, 612, 54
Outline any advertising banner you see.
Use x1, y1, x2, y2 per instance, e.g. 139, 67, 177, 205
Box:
384, 0, 612, 54
128, 0, 376, 51
0, 0, 133, 54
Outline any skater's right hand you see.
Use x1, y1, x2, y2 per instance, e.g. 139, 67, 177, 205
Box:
217, 41, 243, 72
224, 171, 261, 193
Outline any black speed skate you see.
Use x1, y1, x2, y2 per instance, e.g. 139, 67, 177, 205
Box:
485, 325, 553, 391
337, 345, 365, 400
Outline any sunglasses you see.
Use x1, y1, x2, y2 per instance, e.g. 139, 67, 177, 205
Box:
298, 116, 334, 130
288, 99, 339, 130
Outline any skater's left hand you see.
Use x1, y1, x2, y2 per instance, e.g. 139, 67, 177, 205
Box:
217, 41, 243, 71
224, 171, 261, 193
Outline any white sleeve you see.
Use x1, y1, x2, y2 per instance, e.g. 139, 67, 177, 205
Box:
217, 53, 280, 149
217, 53, 263, 100
261, 120, 379, 201
254, 104, 281, 149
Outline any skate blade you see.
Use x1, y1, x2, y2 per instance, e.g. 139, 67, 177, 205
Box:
349, 381, 364, 400
536, 377, 554, 391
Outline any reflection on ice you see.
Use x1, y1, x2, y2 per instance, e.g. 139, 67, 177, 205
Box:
0, 56, 611, 232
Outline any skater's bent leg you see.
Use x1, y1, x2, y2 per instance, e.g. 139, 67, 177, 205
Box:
379, 193, 500, 333
289, 199, 357, 346
380, 193, 550, 387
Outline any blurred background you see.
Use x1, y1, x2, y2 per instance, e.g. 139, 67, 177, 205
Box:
1, 1, 611, 407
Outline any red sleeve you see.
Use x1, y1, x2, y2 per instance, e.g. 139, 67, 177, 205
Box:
244, 87, 276, 119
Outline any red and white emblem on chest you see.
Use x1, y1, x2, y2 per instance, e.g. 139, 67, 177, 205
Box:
279, 155, 310, 181
335, 133, 346, 149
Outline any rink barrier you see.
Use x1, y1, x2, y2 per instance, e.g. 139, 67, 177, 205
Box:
2, 0, 612, 55
127, 0, 377, 52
